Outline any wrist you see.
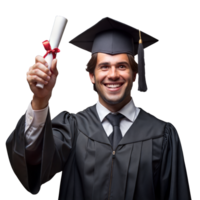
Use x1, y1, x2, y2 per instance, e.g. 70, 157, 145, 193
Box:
32, 95, 51, 110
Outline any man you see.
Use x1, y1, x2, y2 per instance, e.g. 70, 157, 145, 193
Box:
6, 17, 191, 200
87, 53, 138, 110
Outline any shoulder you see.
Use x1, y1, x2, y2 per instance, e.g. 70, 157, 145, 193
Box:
76, 104, 97, 122
142, 109, 180, 149
51, 104, 97, 125
140, 108, 179, 130
162, 122, 180, 148
51, 109, 77, 127
139, 108, 167, 128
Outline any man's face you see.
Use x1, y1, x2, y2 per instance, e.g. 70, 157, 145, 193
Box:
89, 53, 136, 108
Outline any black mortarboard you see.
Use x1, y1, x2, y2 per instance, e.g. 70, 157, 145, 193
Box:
69, 17, 158, 92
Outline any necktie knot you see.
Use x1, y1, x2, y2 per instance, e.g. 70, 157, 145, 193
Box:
106, 113, 124, 127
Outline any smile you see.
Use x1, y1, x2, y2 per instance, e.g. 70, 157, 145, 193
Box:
104, 83, 124, 91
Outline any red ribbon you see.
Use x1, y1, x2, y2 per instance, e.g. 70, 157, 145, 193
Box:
42, 40, 60, 59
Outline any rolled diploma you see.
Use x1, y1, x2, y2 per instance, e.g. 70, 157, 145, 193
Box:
36, 16, 68, 88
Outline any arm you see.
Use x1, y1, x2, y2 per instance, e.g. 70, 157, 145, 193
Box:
156, 123, 191, 200
4, 55, 64, 195
6, 107, 77, 194
25, 102, 48, 151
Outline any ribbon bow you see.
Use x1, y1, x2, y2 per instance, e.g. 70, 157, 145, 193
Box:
42, 40, 60, 59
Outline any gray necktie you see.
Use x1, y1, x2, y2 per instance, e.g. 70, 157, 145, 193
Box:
106, 113, 124, 150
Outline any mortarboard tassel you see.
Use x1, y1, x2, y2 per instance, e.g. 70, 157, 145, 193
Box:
138, 30, 147, 92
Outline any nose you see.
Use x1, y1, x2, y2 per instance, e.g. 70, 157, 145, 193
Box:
107, 66, 119, 80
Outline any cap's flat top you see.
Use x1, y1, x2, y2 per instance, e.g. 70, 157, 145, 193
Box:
69, 17, 158, 55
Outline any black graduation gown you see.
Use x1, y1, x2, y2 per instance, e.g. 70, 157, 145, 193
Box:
6, 105, 191, 200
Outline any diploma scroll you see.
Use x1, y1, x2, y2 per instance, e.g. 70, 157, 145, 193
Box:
36, 16, 68, 88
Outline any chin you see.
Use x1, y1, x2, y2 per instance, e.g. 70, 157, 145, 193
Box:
100, 93, 127, 105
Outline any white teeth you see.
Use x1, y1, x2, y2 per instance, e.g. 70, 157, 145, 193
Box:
107, 84, 120, 88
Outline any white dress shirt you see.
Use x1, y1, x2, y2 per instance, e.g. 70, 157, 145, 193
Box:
96, 99, 140, 137
25, 99, 140, 151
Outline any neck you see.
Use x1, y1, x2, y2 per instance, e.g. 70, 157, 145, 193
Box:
96, 95, 133, 113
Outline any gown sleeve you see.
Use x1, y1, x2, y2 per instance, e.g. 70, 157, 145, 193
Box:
156, 123, 192, 200
6, 108, 77, 194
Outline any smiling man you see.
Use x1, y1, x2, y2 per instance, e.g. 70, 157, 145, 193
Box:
6, 18, 191, 200
89, 53, 136, 111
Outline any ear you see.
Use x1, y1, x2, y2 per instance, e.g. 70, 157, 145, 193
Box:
132, 72, 137, 82
89, 73, 95, 84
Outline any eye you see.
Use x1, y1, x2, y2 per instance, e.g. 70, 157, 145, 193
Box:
101, 65, 126, 69
101, 65, 109, 69
118, 65, 126, 69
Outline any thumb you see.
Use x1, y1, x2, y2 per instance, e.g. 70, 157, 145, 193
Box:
51, 58, 59, 76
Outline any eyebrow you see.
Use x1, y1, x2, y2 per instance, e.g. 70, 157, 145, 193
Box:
97, 61, 129, 67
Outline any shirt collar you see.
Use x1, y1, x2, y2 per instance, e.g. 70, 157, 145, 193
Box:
96, 98, 137, 122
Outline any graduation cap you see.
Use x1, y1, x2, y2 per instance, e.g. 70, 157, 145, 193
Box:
69, 17, 158, 92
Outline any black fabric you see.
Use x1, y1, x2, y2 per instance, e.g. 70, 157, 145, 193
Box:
106, 113, 124, 150
69, 17, 158, 56
6, 106, 191, 200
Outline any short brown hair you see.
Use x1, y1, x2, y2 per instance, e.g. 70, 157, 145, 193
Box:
86, 53, 138, 92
